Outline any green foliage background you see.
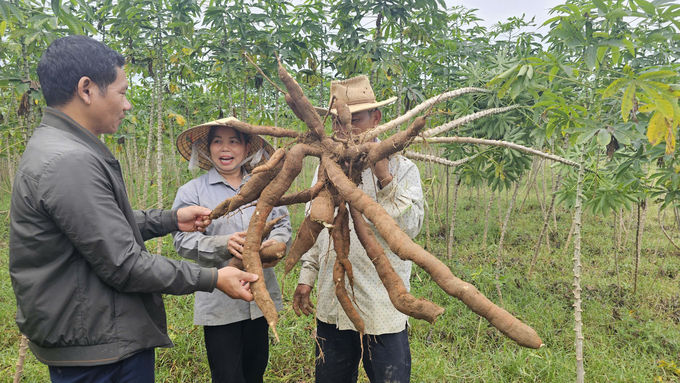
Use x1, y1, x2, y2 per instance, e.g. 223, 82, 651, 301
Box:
2, 0, 680, 381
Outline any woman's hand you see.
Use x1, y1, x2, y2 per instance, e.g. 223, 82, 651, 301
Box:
228, 231, 247, 259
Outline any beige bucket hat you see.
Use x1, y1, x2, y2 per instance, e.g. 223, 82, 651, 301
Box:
176, 117, 275, 172
315, 75, 397, 116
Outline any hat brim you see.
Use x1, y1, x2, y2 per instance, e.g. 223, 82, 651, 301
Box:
315, 97, 397, 116
176, 117, 275, 172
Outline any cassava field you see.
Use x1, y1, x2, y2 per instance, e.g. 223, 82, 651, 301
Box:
2, 0, 680, 381
2, 160, 680, 382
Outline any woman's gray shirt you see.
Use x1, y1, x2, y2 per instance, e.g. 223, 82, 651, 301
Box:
172, 168, 291, 326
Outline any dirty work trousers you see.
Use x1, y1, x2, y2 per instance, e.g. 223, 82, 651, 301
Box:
315, 319, 411, 383
48, 348, 154, 383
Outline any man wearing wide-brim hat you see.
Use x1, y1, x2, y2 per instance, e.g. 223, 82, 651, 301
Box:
173, 117, 292, 383
294, 75, 425, 383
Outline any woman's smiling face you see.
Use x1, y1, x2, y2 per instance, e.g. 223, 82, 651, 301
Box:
209, 126, 250, 178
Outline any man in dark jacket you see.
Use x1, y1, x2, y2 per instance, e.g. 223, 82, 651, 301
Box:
9, 35, 258, 383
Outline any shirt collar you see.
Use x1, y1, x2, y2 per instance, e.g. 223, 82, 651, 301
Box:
41, 107, 115, 160
208, 167, 251, 189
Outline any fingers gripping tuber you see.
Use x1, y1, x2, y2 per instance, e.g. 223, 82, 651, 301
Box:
324, 156, 543, 349
349, 205, 444, 324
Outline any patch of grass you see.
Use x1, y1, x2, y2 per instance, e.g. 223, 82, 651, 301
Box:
3, 163, 680, 382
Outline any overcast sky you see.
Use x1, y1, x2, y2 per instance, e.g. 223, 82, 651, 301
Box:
446, 0, 567, 32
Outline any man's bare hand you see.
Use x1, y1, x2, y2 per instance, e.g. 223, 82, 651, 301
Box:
215, 267, 259, 301
293, 284, 314, 317
177, 206, 212, 232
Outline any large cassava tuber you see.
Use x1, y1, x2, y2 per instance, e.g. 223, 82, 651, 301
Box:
209, 55, 547, 349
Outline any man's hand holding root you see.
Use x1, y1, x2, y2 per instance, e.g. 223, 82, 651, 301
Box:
293, 284, 315, 316
177, 206, 212, 232
216, 267, 259, 301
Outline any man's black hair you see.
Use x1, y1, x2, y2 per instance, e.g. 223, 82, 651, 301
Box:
37, 35, 126, 107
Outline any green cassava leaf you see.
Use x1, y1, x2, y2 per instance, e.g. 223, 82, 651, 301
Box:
621, 83, 636, 122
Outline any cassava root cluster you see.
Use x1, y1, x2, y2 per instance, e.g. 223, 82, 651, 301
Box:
207, 56, 544, 349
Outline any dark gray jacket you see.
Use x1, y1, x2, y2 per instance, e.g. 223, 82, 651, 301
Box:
9, 107, 218, 367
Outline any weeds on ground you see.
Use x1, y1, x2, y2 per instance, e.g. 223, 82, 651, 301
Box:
2, 165, 680, 382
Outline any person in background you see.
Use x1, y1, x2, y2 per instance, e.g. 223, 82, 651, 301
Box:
9, 35, 257, 383
173, 118, 292, 383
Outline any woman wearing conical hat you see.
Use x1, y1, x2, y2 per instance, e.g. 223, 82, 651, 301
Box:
172, 118, 292, 383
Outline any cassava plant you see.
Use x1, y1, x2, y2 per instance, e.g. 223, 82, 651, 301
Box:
205, 56, 580, 348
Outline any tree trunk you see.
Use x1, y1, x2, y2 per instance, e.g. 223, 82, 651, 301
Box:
622, 208, 635, 249
445, 167, 450, 258
168, 119, 180, 188
572, 155, 586, 383
474, 186, 480, 224
615, 207, 622, 287
528, 174, 562, 278
447, 174, 460, 259
21, 43, 32, 144
274, 91, 279, 147
227, 73, 235, 117
396, 33, 404, 118
123, 126, 137, 207
519, 158, 540, 211
495, 179, 521, 307
241, 69, 247, 121
563, 217, 576, 255
633, 199, 648, 295
425, 199, 432, 251
318, 47, 324, 108
155, 67, 164, 254
483, 187, 494, 253
142, 89, 156, 209
133, 119, 142, 208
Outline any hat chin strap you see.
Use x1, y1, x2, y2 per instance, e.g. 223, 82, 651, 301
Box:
235, 147, 270, 170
